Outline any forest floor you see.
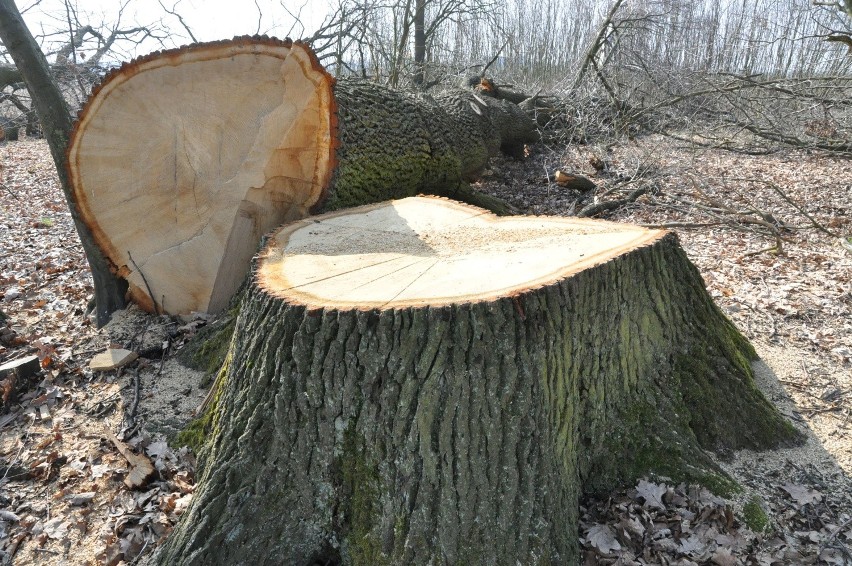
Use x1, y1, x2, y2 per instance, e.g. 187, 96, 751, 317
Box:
0, 136, 850, 565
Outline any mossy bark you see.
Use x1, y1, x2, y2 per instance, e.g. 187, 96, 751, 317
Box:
320, 79, 537, 214
151, 233, 800, 565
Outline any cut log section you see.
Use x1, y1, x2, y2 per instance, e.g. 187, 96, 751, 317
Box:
152, 196, 801, 565
67, 37, 336, 315
67, 37, 538, 316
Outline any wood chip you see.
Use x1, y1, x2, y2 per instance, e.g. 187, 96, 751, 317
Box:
89, 349, 138, 371
104, 429, 155, 489
65, 491, 96, 506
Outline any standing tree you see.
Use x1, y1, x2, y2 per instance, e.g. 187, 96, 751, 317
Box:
413, 0, 425, 84
0, 0, 128, 326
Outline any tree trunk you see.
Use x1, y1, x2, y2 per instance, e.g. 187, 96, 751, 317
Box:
67, 38, 538, 317
413, 0, 426, 85
149, 197, 801, 566
0, 0, 127, 326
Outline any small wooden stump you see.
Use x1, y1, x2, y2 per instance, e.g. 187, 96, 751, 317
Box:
154, 197, 800, 565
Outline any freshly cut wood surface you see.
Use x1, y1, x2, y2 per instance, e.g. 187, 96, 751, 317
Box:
258, 196, 665, 309
67, 37, 335, 315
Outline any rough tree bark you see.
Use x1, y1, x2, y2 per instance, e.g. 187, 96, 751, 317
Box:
149, 197, 801, 566
0, 0, 128, 326
67, 37, 537, 317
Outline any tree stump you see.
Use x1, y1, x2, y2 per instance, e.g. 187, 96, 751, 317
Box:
152, 197, 800, 565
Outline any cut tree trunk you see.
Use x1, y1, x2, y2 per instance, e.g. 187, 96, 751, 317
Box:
67, 37, 537, 317
150, 196, 801, 566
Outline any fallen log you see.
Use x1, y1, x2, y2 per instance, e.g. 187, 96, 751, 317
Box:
67, 37, 537, 316
149, 196, 801, 565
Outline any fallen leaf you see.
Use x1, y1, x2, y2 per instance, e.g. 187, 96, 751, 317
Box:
710, 546, 736, 566
586, 523, 622, 554
91, 463, 111, 479
636, 479, 667, 510
780, 483, 822, 506
66, 491, 96, 506
146, 440, 171, 459
43, 516, 70, 539
677, 534, 704, 555
0, 510, 20, 522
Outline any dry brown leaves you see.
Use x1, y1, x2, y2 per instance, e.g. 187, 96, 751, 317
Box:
580, 469, 852, 565
1, 139, 196, 565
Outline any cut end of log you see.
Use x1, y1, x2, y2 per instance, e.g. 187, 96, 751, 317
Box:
257, 196, 666, 310
67, 37, 336, 315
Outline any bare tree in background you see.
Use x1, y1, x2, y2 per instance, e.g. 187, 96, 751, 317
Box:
815, 0, 852, 51
0, 0, 183, 325
318, 0, 501, 87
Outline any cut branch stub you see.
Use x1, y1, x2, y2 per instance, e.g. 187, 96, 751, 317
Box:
67, 37, 336, 315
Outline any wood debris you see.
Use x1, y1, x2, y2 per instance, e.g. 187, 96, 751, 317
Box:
89, 348, 138, 371
103, 428, 155, 489
0, 355, 39, 379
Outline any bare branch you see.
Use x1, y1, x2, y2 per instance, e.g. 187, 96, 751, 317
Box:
158, 0, 197, 43
574, 0, 627, 89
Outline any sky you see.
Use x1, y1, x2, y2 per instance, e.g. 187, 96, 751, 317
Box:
18, 0, 333, 61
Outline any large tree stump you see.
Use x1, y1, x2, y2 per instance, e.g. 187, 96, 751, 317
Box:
67, 37, 537, 316
151, 197, 800, 565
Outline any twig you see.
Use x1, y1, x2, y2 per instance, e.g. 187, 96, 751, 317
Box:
481, 40, 509, 76
577, 185, 648, 217
125, 367, 141, 428
158, 0, 197, 43
767, 181, 839, 238
598, 176, 644, 198
818, 515, 852, 555
741, 242, 783, 258
1, 183, 20, 200
831, 408, 850, 436
127, 251, 159, 315
158, 340, 168, 376
804, 404, 842, 417
640, 221, 729, 229
543, 163, 552, 196
778, 378, 811, 392
6, 532, 28, 562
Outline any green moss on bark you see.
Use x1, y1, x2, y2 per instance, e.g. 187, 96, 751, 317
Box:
177, 312, 236, 385
323, 80, 534, 216
577, 237, 801, 498
175, 348, 231, 455
586, 400, 741, 498
337, 421, 387, 565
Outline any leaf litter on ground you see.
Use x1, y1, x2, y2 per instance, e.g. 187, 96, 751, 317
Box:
1, 136, 850, 564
